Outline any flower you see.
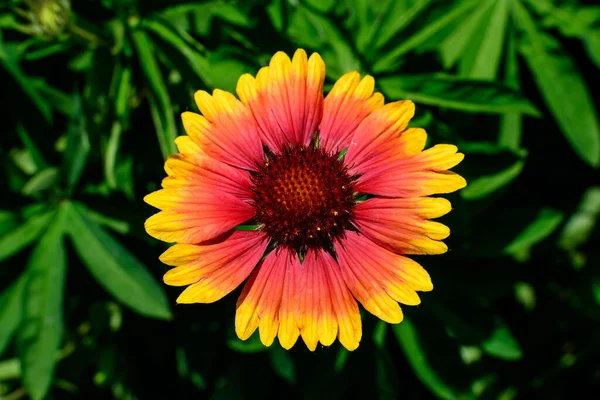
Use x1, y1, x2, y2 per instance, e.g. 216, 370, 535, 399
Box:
144, 49, 466, 351
21, 0, 71, 38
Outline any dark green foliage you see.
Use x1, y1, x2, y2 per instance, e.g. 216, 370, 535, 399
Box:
1, 0, 599, 398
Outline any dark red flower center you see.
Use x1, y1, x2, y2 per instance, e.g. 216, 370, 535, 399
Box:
250, 145, 356, 252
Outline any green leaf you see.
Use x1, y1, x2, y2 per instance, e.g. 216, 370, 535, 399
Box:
16, 123, 47, 172
378, 75, 540, 115
439, 0, 494, 69
0, 275, 27, 354
0, 210, 18, 236
269, 347, 296, 385
584, 30, 600, 69
499, 28, 523, 150
372, 0, 479, 73
131, 28, 177, 160
22, 167, 59, 197
288, 7, 361, 79
504, 208, 564, 259
373, 0, 434, 53
141, 19, 213, 87
33, 82, 73, 117
376, 350, 399, 400
373, 320, 388, 349
461, 0, 510, 79
393, 319, 458, 400
0, 358, 21, 382
514, 281, 536, 311
227, 331, 268, 353
558, 187, 600, 251
17, 203, 69, 400
461, 160, 525, 200
63, 93, 90, 192
0, 42, 52, 122
514, 1, 600, 167
334, 348, 351, 373
481, 323, 523, 361
206, 47, 253, 93
104, 63, 130, 190
105, 121, 123, 190
81, 206, 130, 235
66, 203, 171, 320
0, 210, 54, 262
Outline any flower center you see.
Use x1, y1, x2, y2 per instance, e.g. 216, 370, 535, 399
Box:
250, 145, 356, 252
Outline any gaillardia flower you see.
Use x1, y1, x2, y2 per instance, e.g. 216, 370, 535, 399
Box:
144, 49, 466, 351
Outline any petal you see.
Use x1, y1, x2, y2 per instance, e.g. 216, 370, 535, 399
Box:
160, 231, 268, 303
319, 72, 384, 154
182, 88, 263, 170
237, 49, 326, 150
162, 139, 253, 200
235, 249, 300, 348
299, 250, 362, 351
344, 100, 416, 170
144, 190, 255, 243
353, 197, 452, 255
355, 145, 466, 197
335, 232, 433, 324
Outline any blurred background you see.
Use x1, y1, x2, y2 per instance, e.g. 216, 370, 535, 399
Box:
1, 0, 599, 399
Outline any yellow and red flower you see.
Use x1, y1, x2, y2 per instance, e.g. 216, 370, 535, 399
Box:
144, 49, 466, 351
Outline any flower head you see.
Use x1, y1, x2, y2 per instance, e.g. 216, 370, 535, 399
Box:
144, 49, 466, 351
21, 0, 71, 38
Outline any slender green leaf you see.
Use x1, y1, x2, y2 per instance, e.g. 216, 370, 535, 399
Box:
439, 0, 494, 68
16, 123, 47, 171
103, 57, 131, 189
10, 148, 37, 176
504, 208, 564, 256
63, 93, 90, 192
289, 7, 360, 78
105, 121, 123, 190
378, 75, 540, 115
373, 320, 388, 349
22, 167, 59, 196
0, 42, 52, 122
393, 319, 458, 400
0, 210, 18, 236
481, 323, 523, 361
334, 348, 351, 373
0, 210, 54, 262
584, 31, 600, 69
269, 347, 296, 385
593, 282, 600, 306
17, 203, 69, 400
115, 63, 131, 121
0, 275, 27, 354
514, 0, 600, 167
373, 0, 434, 52
66, 203, 171, 320
373, 0, 479, 73
104, 62, 131, 189
0, 358, 21, 381
464, 0, 510, 79
22, 41, 69, 60
461, 160, 525, 200
376, 350, 399, 400
514, 281, 536, 311
82, 206, 130, 235
499, 28, 523, 150
228, 332, 268, 353
558, 187, 600, 251
141, 19, 213, 87
131, 28, 177, 159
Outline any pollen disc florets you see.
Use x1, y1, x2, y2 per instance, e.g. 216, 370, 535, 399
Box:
250, 145, 356, 251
